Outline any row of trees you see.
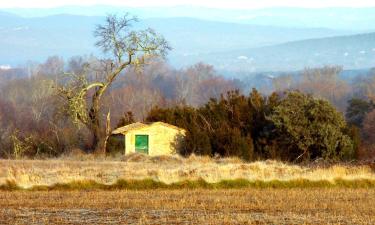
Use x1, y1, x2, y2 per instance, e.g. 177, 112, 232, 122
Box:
0, 64, 238, 158
146, 90, 356, 162
0, 13, 374, 161
270, 67, 375, 158
0, 14, 238, 158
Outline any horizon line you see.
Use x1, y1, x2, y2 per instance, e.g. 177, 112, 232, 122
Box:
2, 4, 375, 10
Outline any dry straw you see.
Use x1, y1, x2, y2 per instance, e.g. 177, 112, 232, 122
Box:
0, 153, 374, 190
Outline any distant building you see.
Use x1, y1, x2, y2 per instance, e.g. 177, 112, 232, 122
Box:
0, 65, 11, 70
110, 122, 186, 156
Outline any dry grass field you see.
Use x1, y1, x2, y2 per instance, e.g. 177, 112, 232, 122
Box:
1, 154, 374, 189
0, 154, 374, 224
1, 189, 374, 224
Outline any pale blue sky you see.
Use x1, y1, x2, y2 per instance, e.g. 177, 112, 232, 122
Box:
1, 0, 375, 9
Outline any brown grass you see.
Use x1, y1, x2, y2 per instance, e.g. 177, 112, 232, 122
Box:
1, 155, 374, 224
0, 188, 374, 224
0, 154, 374, 189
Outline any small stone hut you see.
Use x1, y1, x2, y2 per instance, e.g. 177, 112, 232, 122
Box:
111, 122, 186, 156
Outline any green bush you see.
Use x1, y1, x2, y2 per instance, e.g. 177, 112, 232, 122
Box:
269, 91, 354, 162
146, 89, 357, 162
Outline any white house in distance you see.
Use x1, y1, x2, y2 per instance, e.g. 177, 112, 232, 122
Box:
111, 122, 186, 156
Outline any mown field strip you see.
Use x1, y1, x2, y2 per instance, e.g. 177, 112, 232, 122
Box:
0, 189, 374, 224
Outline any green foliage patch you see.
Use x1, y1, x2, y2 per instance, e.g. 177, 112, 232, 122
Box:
146, 90, 357, 162
1, 179, 375, 191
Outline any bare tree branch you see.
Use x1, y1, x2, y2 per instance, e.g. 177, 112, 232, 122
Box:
57, 13, 170, 153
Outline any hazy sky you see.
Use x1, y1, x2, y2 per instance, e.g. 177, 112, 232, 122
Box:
1, 0, 375, 9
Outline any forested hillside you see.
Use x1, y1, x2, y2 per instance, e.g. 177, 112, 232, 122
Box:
0, 12, 358, 72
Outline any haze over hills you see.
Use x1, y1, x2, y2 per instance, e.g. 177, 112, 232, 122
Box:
0, 13, 355, 68
0, 6, 374, 75
3, 6, 375, 30
194, 32, 375, 73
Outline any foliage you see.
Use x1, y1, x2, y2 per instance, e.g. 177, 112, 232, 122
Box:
270, 92, 354, 161
271, 66, 352, 111
346, 98, 375, 127
363, 109, 375, 145
147, 90, 356, 162
199, 90, 258, 159
56, 14, 170, 153
344, 125, 362, 159
0, 57, 238, 158
146, 106, 209, 156
0, 16, 369, 161
3, 178, 375, 191
116, 111, 135, 128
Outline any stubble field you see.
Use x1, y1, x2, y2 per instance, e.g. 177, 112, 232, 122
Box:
0, 154, 374, 224
1, 188, 374, 224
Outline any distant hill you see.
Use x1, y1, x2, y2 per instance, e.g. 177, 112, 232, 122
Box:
142, 17, 352, 55
0, 13, 354, 68
0, 13, 102, 65
194, 32, 375, 73
3, 6, 375, 30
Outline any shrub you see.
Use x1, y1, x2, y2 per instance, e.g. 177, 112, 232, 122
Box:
146, 90, 357, 162
269, 91, 354, 162
146, 90, 273, 160
363, 109, 375, 145
346, 98, 375, 127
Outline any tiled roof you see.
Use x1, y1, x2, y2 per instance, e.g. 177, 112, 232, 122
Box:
112, 121, 185, 135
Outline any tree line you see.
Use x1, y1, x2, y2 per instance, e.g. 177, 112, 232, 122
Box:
145, 90, 356, 162
0, 14, 374, 161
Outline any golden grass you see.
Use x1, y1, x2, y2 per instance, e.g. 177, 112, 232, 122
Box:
0, 189, 374, 224
2, 178, 375, 191
0, 154, 374, 189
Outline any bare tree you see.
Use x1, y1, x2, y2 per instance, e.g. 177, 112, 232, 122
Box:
272, 74, 294, 92
353, 69, 375, 102
57, 14, 170, 153
37, 56, 65, 77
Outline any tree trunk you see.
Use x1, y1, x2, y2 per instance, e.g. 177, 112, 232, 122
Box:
89, 82, 115, 154
89, 89, 106, 154
87, 63, 129, 154
91, 120, 105, 153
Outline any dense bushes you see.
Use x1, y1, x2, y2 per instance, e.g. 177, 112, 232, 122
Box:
345, 98, 375, 159
146, 90, 273, 160
346, 98, 375, 127
363, 110, 375, 145
146, 90, 356, 162
0, 57, 238, 158
0, 58, 369, 161
269, 92, 354, 161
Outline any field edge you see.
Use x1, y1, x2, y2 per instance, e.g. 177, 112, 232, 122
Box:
2, 178, 375, 191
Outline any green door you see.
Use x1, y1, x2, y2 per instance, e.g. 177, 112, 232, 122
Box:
135, 135, 149, 154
